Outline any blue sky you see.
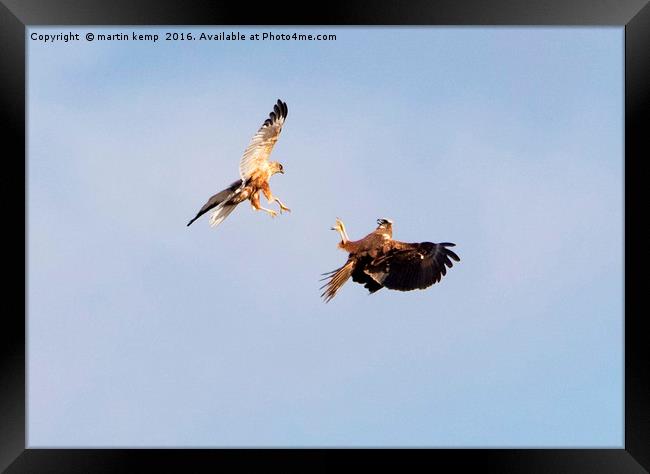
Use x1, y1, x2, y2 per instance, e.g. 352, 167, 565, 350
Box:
27, 27, 623, 447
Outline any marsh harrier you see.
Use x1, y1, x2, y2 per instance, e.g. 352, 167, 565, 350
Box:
321, 218, 459, 302
187, 99, 290, 228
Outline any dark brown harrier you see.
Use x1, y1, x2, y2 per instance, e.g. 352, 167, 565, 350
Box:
321, 218, 460, 302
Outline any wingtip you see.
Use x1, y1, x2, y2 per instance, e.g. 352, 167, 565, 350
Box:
445, 248, 461, 262
276, 99, 287, 118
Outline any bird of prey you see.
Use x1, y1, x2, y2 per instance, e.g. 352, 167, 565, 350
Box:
320, 218, 460, 302
187, 99, 290, 228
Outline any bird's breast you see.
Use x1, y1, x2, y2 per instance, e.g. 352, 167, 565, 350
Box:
248, 169, 272, 188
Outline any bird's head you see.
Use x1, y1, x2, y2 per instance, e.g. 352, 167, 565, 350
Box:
270, 161, 284, 175
376, 218, 393, 230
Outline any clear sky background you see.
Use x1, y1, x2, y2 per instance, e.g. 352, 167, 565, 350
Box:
27, 27, 623, 447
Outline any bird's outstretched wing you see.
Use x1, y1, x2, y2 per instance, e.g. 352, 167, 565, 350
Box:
239, 99, 288, 180
351, 257, 384, 293
320, 258, 356, 303
365, 242, 460, 291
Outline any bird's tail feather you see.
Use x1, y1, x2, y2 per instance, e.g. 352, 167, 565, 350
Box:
187, 179, 243, 227
209, 202, 238, 228
320, 259, 356, 303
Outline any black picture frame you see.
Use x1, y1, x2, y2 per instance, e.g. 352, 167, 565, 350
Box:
2, 0, 647, 472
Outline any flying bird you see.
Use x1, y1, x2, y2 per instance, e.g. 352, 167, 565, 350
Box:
187, 99, 290, 228
320, 218, 460, 302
